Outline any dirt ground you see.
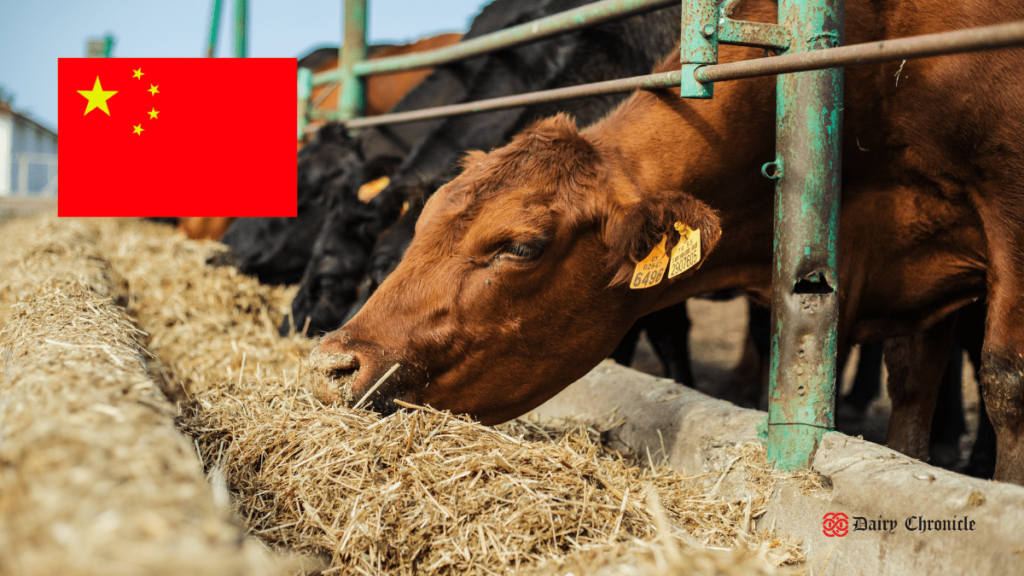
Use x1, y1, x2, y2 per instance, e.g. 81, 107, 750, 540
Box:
626, 296, 983, 472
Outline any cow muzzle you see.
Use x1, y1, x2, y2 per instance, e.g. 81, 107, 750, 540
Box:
311, 330, 414, 415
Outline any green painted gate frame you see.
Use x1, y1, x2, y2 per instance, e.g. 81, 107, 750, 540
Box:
682, 0, 843, 471
203, 0, 247, 59
314, 0, 1024, 471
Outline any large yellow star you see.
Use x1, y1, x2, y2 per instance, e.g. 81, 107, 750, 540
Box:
132, 68, 144, 79
133, 124, 144, 136
147, 108, 159, 120
148, 84, 159, 95
77, 77, 117, 116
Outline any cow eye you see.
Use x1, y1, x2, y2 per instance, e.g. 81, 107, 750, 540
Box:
501, 241, 545, 261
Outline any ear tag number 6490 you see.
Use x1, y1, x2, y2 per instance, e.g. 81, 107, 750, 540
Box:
630, 235, 668, 289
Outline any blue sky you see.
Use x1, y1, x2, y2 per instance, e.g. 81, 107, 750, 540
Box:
0, 0, 490, 132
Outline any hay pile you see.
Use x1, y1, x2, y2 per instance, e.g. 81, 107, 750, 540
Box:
0, 217, 295, 575
82, 218, 810, 575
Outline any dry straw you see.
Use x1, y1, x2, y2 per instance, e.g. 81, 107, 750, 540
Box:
0, 217, 298, 576
3, 216, 816, 575
96, 218, 813, 574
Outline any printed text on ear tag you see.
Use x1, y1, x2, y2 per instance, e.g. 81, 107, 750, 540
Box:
668, 223, 701, 279
630, 235, 669, 289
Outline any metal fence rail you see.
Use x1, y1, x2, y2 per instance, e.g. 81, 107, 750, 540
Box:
312, 0, 1024, 471
309, 0, 679, 122
337, 20, 1024, 130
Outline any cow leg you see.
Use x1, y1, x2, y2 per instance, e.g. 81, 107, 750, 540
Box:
609, 302, 694, 386
841, 340, 884, 416
952, 299, 996, 477
966, 394, 998, 478
643, 302, 695, 387
730, 300, 770, 408
929, 340, 965, 469
883, 314, 957, 461
979, 295, 1024, 483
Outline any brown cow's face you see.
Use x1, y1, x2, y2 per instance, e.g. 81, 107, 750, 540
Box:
313, 114, 721, 423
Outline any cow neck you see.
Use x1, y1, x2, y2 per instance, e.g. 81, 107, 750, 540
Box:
586, 60, 775, 203
584, 71, 779, 311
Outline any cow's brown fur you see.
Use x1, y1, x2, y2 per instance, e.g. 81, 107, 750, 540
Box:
318, 0, 1024, 483
178, 217, 236, 240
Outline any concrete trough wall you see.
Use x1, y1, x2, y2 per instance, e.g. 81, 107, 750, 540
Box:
531, 360, 1024, 575
0, 218, 291, 576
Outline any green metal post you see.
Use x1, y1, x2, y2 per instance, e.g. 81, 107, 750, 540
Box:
206, 0, 223, 57
233, 0, 247, 58
297, 67, 313, 141
766, 0, 844, 470
339, 0, 368, 121
103, 35, 114, 58
679, 0, 717, 98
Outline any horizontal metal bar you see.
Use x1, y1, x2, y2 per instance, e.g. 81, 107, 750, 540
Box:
337, 71, 682, 129
336, 20, 1024, 129
698, 20, 1024, 83
342, 0, 678, 80
717, 18, 791, 51
312, 67, 340, 88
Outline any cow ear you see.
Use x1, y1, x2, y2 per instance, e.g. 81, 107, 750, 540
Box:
606, 190, 722, 286
459, 150, 488, 171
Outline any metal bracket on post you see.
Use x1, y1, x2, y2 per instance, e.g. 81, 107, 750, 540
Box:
339, 0, 368, 123
681, 1, 793, 99
680, 0, 717, 98
297, 68, 313, 142
766, 0, 844, 471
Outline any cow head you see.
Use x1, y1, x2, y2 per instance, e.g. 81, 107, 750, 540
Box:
313, 114, 720, 423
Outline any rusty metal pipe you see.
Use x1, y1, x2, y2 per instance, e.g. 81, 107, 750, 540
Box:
353, 0, 677, 78
336, 71, 683, 129
697, 19, 1024, 83
335, 20, 1024, 129
765, 0, 844, 471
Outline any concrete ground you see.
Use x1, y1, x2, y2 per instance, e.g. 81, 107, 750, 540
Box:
531, 360, 1024, 576
531, 296, 1020, 575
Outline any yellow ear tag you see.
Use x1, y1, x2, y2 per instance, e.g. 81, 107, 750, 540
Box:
630, 235, 669, 289
668, 223, 701, 279
357, 176, 390, 203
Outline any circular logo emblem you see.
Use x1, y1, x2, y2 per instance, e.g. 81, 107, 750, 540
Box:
823, 512, 849, 537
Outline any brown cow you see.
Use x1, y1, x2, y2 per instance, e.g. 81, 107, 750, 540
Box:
177, 33, 463, 241
314, 0, 1024, 483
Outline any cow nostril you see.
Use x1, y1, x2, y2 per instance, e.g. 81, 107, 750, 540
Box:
309, 346, 363, 406
325, 364, 362, 405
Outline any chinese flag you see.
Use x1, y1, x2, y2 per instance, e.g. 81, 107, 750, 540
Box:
58, 58, 297, 217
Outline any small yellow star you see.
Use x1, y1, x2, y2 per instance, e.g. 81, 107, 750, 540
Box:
148, 84, 159, 95
147, 108, 159, 120
133, 124, 144, 135
132, 68, 144, 79
77, 76, 117, 116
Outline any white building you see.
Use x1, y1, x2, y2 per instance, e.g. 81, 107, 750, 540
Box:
0, 101, 58, 197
